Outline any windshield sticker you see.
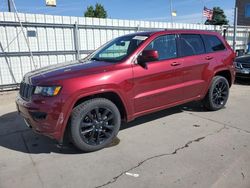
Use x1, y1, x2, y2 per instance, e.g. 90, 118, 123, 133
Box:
133, 36, 148, 41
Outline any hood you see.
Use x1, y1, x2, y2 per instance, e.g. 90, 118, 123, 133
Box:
23, 60, 114, 85
235, 55, 250, 63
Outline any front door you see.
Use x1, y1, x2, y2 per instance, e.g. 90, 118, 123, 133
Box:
132, 34, 184, 115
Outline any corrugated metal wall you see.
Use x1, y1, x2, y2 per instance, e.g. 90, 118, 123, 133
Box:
0, 12, 243, 87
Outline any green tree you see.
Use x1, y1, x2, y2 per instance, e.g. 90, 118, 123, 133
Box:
205, 7, 229, 25
84, 3, 107, 18
94, 3, 107, 18
84, 5, 95, 17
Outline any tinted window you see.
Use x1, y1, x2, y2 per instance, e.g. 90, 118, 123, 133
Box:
203, 35, 225, 52
246, 4, 250, 17
179, 34, 205, 57
144, 35, 177, 60
90, 35, 148, 62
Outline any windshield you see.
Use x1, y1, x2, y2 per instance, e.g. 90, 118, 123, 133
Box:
88, 35, 149, 63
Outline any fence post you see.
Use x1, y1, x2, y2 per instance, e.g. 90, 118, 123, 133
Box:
221, 25, 228, 39
137, 24, 140, 32
245, 28, 249, 52
74, 21, 80, 60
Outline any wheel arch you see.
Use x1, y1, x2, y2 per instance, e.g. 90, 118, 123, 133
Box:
202, 68, 233, 100
72, 91, 128, 122
214, 69, 233, 87
60, 90, 129, 143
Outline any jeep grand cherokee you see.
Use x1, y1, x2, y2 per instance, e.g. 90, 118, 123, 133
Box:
16, 30, 235, 152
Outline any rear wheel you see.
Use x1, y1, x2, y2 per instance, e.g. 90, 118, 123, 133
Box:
71, 98, 121, 152
203, 76, 229, 111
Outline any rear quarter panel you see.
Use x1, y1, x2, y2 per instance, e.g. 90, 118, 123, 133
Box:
201, 34, 235, 97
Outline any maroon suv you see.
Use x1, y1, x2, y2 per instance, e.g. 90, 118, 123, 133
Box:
16, 30, 235, 152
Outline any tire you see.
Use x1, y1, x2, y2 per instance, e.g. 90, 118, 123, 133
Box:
203, 76, 230, 111
70, 98, 121, 152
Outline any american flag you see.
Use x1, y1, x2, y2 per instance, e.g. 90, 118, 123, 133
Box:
203, 7, 213, 20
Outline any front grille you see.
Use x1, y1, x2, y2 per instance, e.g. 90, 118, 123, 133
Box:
19, 82, 35, 100
241, 63, 250, 69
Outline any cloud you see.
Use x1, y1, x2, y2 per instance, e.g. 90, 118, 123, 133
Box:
141, 8, 234, 25
13, 5, 83, 16
141, 12, 206, 24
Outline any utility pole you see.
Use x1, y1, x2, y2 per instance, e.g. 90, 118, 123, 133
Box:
170, 0, 173, 27
7, 0, 12, 12
233, 6, 238, 51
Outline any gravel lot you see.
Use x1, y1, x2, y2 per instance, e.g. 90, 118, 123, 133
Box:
0, 80, 250, 188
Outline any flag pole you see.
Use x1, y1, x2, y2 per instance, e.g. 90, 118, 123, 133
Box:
200, 0, 204, 24
201, 7, 204, 24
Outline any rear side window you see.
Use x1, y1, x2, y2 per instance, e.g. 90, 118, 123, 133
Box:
178, 34, 205, 57
202, 35, 226, 52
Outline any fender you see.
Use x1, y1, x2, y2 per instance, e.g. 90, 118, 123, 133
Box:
202, 67, 233, 99
214, 66, 234, 86
58, 86, 131, 141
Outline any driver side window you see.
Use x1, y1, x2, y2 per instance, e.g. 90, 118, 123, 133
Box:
144, 35, 177, 61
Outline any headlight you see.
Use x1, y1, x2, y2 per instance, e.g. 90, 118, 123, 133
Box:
233, 61, 242, 69
34, 86, 62, 96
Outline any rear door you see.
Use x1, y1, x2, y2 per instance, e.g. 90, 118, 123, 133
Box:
178, 34, 209, 100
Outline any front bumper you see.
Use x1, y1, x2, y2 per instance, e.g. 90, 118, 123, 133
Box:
16, 94, 66, 141
235, 68, 250, 78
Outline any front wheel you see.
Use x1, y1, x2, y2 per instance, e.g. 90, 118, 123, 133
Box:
70, 98, 121, 152
203, 76, 230, 111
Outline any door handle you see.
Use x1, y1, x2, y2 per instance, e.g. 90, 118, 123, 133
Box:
205, 56, 214, 60
171, 62, 181, 66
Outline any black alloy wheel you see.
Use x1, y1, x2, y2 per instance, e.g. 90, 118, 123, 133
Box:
79, 107, 115, 145
211, 79, 228, 107
203, 76, 230, 111
71, 98, 121, 152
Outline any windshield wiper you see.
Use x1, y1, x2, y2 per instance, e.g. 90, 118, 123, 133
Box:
90, 57, 102, 61
89, 57, 118, 63
79, 57, 100, 63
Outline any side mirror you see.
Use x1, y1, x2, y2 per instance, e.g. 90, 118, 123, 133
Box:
137, 50, 159, 68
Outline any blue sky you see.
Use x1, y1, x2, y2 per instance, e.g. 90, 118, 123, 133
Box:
0, 0, 235, 24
